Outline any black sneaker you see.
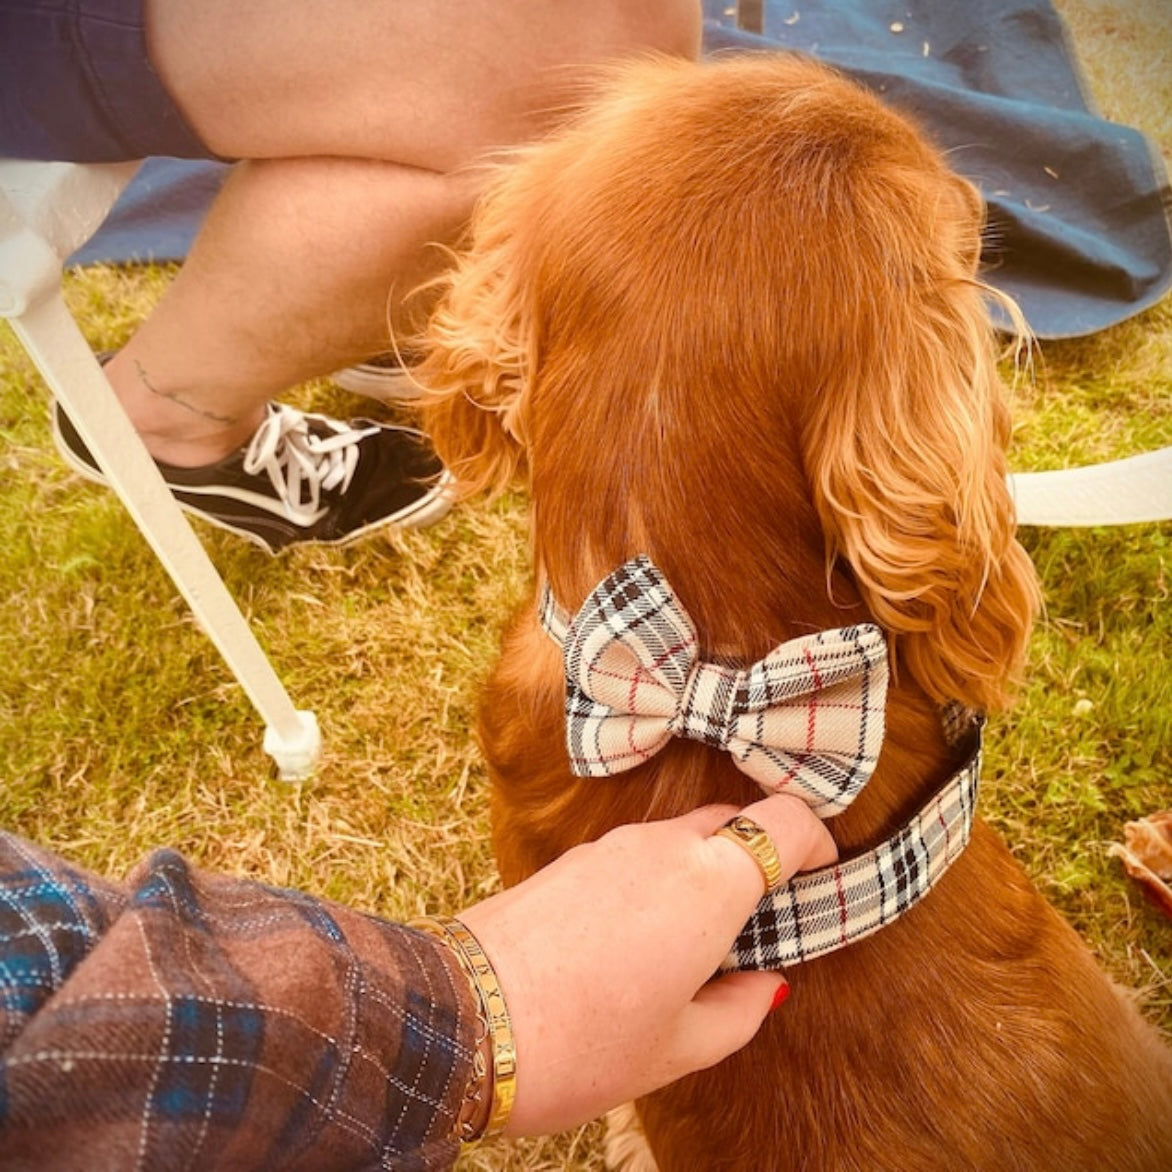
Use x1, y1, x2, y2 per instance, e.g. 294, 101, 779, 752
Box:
52, 400, 453, 554
332, 352, 423, 402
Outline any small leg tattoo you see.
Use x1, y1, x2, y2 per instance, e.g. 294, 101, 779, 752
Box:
134, 359, 240, 425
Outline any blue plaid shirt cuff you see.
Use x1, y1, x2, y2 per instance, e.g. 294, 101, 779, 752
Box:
0, 831, 476, 1170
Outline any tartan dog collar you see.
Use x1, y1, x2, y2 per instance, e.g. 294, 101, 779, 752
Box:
720, 734, 979, 970
539, 555, 982, 968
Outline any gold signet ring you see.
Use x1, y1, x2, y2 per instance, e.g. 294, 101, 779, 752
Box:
713, 815, 785, 893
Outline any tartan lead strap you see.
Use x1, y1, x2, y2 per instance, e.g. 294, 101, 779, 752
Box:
538, 556, 889, 817
719, 725, 982, 971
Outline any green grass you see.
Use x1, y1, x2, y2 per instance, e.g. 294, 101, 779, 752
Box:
2, 5, 1170, 1167
986, 520, 1171, 1015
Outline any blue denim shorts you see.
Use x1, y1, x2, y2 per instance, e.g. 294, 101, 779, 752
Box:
0, 0, 213, 161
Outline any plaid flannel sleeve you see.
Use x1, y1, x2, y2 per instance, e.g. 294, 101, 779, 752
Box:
0, 831, 476, 1171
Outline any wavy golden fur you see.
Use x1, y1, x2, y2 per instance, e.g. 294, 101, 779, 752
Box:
419, 53, 1172, 1171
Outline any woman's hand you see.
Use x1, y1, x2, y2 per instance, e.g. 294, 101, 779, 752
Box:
458, 793, 837, 1137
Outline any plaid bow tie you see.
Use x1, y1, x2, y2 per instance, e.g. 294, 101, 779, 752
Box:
539, 556, 888, 817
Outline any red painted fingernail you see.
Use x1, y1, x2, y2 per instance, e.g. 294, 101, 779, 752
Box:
770, 980, 790, 1012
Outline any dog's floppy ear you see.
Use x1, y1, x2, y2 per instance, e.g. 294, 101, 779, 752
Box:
803, 176, 1040, 714
415, 164, 537, 499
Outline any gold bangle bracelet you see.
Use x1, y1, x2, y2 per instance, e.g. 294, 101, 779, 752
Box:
409, 915, 517, 1140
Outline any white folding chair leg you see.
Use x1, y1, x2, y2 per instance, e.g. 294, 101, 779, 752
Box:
10, 294, 320, 779
1010, 447, 1172, 527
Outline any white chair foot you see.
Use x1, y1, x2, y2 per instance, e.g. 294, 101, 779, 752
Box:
264, 710, 322, 782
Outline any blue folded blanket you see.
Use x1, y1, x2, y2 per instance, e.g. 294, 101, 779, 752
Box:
73, 0, 1171, 340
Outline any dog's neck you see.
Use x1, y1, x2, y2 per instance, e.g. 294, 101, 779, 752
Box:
831, 680, 965, 856
529, 444, 980, 860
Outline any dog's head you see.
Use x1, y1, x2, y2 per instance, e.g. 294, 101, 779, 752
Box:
418, 53, 1039, 715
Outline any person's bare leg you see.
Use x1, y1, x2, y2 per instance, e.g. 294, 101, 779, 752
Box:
107, 0, 701, 467
107, 158, 475, 466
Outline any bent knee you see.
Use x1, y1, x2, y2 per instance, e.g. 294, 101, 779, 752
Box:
430, 0, 701, 166
563, 0, 702, 63
604, 0, 703, 60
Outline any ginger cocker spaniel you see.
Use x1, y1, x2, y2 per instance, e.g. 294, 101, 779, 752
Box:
418, 53, 1172, 1171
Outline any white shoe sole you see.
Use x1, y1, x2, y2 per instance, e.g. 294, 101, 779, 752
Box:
332, 362, 425, 402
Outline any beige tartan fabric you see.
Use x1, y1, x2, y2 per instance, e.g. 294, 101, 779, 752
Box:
721, 726, 981, 969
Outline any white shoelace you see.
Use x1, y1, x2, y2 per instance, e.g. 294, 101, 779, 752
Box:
241, 404, 379, 524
